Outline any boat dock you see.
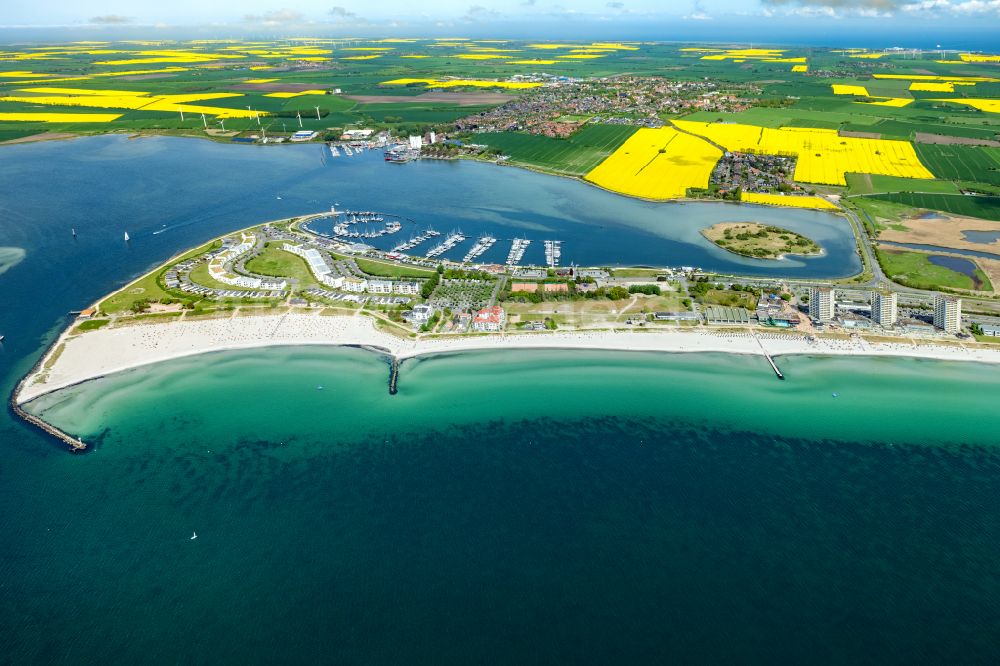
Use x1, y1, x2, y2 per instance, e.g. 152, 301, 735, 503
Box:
543, 240, 562, 267
392, 228, 439, 252
426, 230, 466, 258
506, 238, 530, 265
462, 235, 497, 263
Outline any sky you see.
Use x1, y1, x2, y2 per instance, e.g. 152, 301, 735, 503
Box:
2, 0, 999, 49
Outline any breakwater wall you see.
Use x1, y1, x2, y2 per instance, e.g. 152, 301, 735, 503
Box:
9, 342, 87, 452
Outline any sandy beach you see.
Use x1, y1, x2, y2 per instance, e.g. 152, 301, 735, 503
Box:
16, 311, 1000, 404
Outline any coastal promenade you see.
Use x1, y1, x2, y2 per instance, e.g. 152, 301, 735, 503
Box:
17, 312, 1000, 406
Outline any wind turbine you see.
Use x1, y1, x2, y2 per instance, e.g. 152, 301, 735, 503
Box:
297, 111, 303, 128
179, 109, 185, 122
219, 119, 226, 132
201, 113, 207, 128
314, 105, 321, 120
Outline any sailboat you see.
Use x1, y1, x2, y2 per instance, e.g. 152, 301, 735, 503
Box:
190, 532, 198, 540
124, 231, 130, 242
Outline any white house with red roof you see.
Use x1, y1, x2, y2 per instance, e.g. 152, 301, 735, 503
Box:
472, 306, 506, 332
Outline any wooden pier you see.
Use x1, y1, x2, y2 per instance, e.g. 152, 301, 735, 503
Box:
752, 333, 785, 380
764, 352, 784, 380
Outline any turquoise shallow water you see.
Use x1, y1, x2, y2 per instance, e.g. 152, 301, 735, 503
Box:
1, 135, 999, 662
4, 347, 1000, 663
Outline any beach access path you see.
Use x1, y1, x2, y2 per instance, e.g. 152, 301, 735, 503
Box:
17, 311, 1000, 404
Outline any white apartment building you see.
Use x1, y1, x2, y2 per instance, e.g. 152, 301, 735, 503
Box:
933, 294, 962, 333
870, 290, 898, 327
394, 281, 420, 295
808, 287, 835, 322
206, 233, 286, 290
368, 279, 394, 294
341, 276, 368, 293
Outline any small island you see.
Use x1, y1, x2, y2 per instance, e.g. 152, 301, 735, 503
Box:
702, 223, 822, 259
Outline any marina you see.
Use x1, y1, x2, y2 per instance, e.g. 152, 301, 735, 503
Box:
426, 230, 467, 258
462, 235, 498, 263
544, 240, 562, 268
506, 238, 531, 266
392, 228, 440, 252
328, 208, 403, 240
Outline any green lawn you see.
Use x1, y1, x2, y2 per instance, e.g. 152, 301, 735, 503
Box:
99, 240, 219, 314
353, 256, 436, 278
697, 289, 756, 308
72, 319, 111, 333
475, 124, 638, 175
245, 242, 318, 288
877, 248, 993, 291
188, 261, 258, 293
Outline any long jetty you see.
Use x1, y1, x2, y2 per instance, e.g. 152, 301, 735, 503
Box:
9, 348, 87, 452
388, 357, 399, 395
752, 333, 784, 380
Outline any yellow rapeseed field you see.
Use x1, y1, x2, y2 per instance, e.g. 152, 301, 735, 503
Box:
874, 74, 1000, 83
832, 84, 870, 96
94, 50, 244, 65
857, 97, 914, 107
792, 65, 808, 72
590, 43, 639, 50
959, 53, 1000, 63
931, 99, 1000, 114
673, 120, 933, 186
1, 88, 263, 118
454, 54, 511, 60
341, 55, 381, 60
741, 192, 839, 210
264, 90, 327, 98
585, 127, 722, 200
910, 82, 955, 92
380, 78, 541, 89
507, 60, 557, 65
0, 112, 123, 123
0, 71, 55, 78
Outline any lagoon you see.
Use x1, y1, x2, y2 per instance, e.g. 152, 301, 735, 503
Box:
0, 134, 861, 277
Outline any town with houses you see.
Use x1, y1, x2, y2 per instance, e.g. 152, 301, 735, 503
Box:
85, 205, 998, 345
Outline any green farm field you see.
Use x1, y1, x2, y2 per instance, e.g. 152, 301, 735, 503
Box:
3, 38, 1000, 230
866, 192, 1000, 221
476, 125, 638, 175
915, 144, 1000, 186
846, 173, 961, 195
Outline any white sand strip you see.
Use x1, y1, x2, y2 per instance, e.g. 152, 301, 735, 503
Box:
17, 312, 1000, 404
